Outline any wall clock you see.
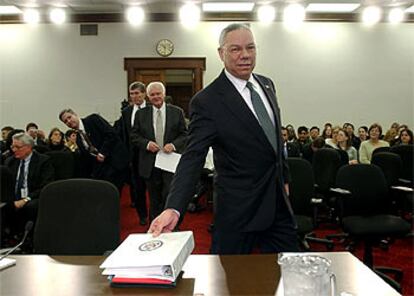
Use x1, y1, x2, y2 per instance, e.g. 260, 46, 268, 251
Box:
156, 39, 174, 57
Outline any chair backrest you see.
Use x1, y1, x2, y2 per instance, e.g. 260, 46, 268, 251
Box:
371, 152, 402, 187
312, 148, 342, 192
287, 157, 314, 215
0, 165, 14, 203
336, 164, 388, 216
45, 151, 75, 180
372, 146, 391, 155
390, 144, 413, 183
34, 178, 120, 255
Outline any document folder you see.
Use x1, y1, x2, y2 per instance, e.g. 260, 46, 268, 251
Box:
100, 231, 194, 287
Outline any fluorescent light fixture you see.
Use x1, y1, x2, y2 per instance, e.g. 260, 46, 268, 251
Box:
23, 9, 40, 24
202, 2, 255, 12
126, 6, 145, 25
257, 5, 276, 23
49, 8, 66, 24
405, 5, 414, 13
180, 3, 201, 28
0, 5, 22, 14
362, 6, 382, 25
306, 3, 360, 13
388, 8, 404, 23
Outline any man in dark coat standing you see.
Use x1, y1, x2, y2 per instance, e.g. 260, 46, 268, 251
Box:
59, 108, 128, 191
149, 23, 298, 254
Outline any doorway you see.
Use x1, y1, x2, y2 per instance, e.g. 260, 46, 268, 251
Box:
124, 58, 206, 117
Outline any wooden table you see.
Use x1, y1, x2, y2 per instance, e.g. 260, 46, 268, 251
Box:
0, 252, 400, 295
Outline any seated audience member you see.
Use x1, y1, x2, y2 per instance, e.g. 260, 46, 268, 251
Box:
3, 132, 54, 239
343, 122, 361, 150
390, 122, 400, 131
285, 124, 297, 142
1, 126, 14, 152
302, 136, 326, 164
281, 127, 300, 157
47, 128, 69, 151
337, 128, 358, 164
359, 123, 390, 164
25, 122, 46, 146
394, 128, 413, 145
295, 126, 312, 154
322, 123, 332, 139
65, 129, 78, 152
59, 108, 129, 191
383, 127, 398, 146
358, 126, 369, 142
325, 125, 340, 148
309, 126, 320, 141
1, 129, 24, 164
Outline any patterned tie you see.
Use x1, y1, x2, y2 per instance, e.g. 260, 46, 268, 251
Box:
155, 109, 164, 148
246, 81, 277, 152
78, 130, 99, 155
15, 159, 25, 200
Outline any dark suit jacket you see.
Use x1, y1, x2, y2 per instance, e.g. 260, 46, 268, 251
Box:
77, 114, 129, 175
166, 70, 293, 232
5, 151, 55, 202
130, 104, 188, 179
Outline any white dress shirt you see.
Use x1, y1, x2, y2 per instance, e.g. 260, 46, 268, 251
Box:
131, 101, 147, 127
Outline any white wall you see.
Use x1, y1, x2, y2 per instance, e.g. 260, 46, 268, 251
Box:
0, 21, 413, 133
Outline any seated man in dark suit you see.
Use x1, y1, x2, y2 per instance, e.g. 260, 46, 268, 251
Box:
59, 108, 129, 191
281, 126, 300, 157
3, 132, 54, 239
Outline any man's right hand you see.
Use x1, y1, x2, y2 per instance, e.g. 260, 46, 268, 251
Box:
147, 141, 160, 153
148, 209, 180, 237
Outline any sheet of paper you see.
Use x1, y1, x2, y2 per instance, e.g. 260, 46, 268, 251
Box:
0, 258, 16, 271
155, 151, 181, 173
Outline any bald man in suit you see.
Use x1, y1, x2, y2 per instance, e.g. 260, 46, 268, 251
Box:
149, 23, 298, 254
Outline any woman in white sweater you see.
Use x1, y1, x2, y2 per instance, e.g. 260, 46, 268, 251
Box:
359, 123, 389, 164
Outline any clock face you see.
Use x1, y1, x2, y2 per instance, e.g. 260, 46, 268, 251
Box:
156, 39, 174, 57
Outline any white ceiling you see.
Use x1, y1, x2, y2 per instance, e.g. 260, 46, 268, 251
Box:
0, 0, 413, 14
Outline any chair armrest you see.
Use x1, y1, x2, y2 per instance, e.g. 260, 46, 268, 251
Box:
391, 186, 413, 193
329, 187, 352, 195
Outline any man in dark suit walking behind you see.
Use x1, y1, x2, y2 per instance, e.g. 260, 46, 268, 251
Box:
117, 81, 149, 225
59, 108, 128, 191
131, 81, 187, 222
149, 23, 298, 254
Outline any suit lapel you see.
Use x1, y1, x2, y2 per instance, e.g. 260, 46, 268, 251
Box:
216, 71, 272, 149
28, 151, 38, 187
146, 107, 155, 140
164, 105, 172, 144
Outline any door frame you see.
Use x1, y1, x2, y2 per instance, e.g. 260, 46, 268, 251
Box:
124, 57, 206, 97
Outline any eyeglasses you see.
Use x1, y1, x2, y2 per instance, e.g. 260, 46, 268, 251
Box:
11, 145, 27, 150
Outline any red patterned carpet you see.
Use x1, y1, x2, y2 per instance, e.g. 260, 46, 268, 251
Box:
119, 187, 413, 295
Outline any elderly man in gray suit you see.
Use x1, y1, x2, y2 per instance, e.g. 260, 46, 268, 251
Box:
130, 81, 187, 222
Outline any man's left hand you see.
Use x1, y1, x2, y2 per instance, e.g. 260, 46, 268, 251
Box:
14, 199, 27, 209
163, 143, 175, 153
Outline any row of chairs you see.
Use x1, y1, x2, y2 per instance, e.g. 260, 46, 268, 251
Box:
288, 155, 412, 292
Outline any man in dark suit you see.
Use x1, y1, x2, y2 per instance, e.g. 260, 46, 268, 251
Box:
130, 81, 187, 222
149, 23, 298, 254
282, 126, 300, 157
59, 108, 128, 191
4, 132, 54, 236
117, 81, 149, 225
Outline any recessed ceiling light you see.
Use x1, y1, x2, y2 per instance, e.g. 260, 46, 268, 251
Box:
49, 8, 66, 24
306, 3, 360, 13
362, 6, 382, 25
202, 2, 255, 12
23, 8, 40, 24
126, 6, 145, 25
257, 5, 276, 23
388, 8, 405, 23
0, 5, 22, 15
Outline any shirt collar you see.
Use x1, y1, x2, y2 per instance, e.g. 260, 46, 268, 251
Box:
79, 119, 85, 131
22, 151, 33, 162
152, 102, 166, 113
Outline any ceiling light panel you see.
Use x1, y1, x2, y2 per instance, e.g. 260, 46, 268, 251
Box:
306, 3, 360, 13
202, 2, 255, 12
0, 5, 22, 15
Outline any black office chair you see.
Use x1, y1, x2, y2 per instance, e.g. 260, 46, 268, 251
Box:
335, 164, 411, 292
45, 150, 75, 180
390, 144, 413, 185
34, 179, 120, 255
288, 158, 333, 250
312, 148, 343, 221
372, 146, 391, 155
0, 166, 15, 247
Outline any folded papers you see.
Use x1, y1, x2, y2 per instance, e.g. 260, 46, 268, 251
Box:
100, 231, 194, 287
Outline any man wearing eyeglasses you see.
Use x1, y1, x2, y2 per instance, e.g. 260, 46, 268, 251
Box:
150, 23, 298, 254
3, 132, 54, 241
